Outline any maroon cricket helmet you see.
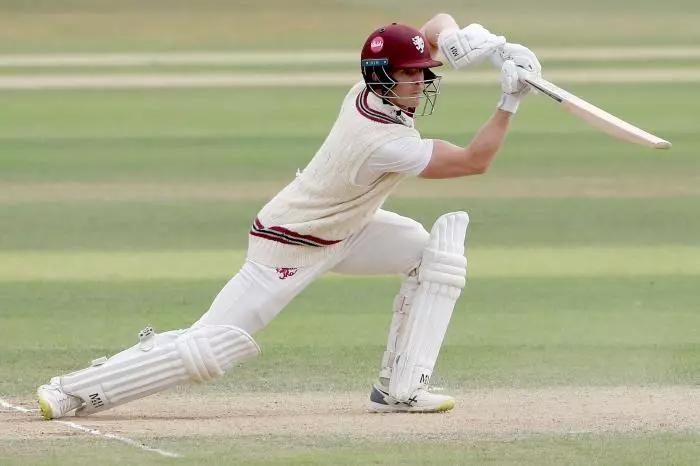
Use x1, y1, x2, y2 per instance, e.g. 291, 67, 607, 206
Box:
360, 23, 442, 70
360, 23, 443, 116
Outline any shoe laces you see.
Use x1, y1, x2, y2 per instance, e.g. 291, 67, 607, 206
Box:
51, 386, 82, 413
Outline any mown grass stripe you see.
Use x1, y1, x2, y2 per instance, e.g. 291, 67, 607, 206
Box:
1, 246, 698, 281
2, 68, 700, 90
1, 47, 699, 67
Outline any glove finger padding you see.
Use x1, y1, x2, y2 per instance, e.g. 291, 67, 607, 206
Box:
495, 44, 542, 114
501, 60, 525, 95
492, 43, 542, 75
497, 60, 530, 114
439, 23, 506, 69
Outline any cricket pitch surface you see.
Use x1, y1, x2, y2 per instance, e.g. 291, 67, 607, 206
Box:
3, 386, 699, 441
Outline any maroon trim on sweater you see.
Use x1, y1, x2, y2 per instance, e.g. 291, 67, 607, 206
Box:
268, 225, 341, 246
251, 224, 317, 247
355, 88, 401, 125
250, 231, 304, 246
250, 217, 342, 247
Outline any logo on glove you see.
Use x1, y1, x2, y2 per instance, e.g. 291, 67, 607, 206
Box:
411, 35, 425, 53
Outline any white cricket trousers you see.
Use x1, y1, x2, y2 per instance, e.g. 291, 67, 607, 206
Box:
194, 210, 429, 335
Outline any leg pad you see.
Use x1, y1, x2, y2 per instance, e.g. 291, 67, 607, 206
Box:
59, 325, 260, 415
389, 212, 469, 402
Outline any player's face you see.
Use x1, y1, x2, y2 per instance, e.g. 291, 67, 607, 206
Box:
389, 68, 425, 111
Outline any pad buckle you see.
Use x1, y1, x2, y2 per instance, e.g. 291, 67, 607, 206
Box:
90, 356, 108, 366
138, 325, 156, 351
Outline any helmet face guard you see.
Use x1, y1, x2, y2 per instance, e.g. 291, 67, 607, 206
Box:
361, 59, 442, 116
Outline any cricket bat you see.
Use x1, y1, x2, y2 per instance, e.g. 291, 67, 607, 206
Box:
524, 76, 672, 150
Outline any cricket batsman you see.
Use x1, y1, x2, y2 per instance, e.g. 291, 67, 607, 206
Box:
37, 13, 542, 418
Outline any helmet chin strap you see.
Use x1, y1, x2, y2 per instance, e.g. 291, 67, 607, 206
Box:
393, 102, 416, 116
379, 92, 417, 116
379, 96, 410, 115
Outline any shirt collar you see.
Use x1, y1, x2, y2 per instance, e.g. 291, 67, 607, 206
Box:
356, 87, 415, 128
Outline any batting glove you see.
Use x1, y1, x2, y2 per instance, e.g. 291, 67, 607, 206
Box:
492, 43, 542, 75
497, 60, 539, 114
438, 24, 506, 69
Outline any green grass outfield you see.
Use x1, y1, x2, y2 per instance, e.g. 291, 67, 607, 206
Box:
0, 0, 699, 51
3, 434, 700, 466
1, 3, 699, 462
1, 81, 697, 463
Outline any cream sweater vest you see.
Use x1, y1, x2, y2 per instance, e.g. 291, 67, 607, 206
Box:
247, 82, 421, 267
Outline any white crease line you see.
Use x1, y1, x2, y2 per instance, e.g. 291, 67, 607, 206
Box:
0, 397, 182, 459
0, 47, 699, 66
1, 68, 699, 90
0, 398, 33, 413
52, 419, 182, 458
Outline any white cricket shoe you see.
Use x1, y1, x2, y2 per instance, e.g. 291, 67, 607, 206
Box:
37, 378, 83, 420
368, 383, 455, 413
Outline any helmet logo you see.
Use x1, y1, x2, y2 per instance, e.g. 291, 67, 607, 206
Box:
370, 36, 384, 53
411, 35, 425, 53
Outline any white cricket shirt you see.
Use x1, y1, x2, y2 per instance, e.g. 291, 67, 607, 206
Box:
354, 136, 434, 185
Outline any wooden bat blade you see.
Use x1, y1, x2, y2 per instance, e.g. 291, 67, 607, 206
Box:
524, 77, 671, 150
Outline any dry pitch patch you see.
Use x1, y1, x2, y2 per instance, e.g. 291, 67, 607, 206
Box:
2, 387, 699, 442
